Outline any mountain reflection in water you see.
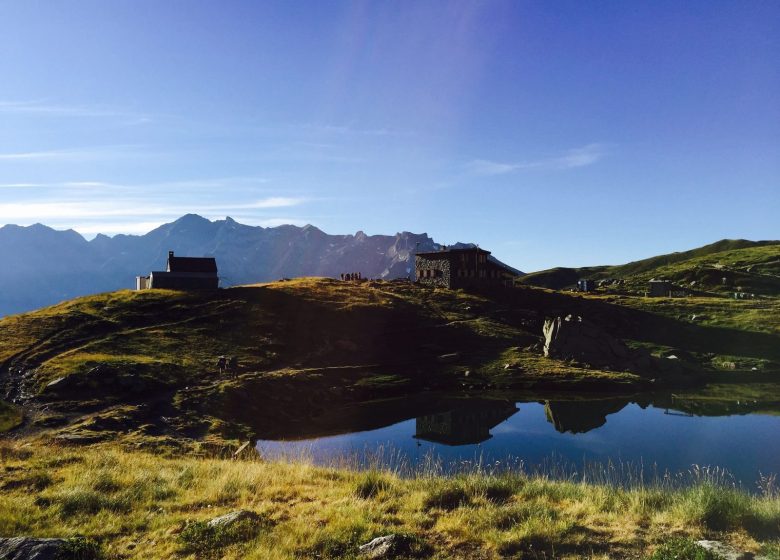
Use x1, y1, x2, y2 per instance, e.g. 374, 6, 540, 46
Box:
544, 399, 630, 434
255, 385, 780, 484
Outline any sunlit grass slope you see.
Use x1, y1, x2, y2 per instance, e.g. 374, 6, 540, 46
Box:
1, 441, 779, 560
520, 241, 780, 296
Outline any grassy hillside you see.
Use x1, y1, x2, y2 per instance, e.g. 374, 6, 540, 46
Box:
2, 279, 780, 559
1, 277, 779, 445
1, 440, 779, 560
520, 240, 780, 296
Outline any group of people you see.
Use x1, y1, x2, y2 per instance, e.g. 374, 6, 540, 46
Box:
340, 272, 363, 281
216, 355, 239, 377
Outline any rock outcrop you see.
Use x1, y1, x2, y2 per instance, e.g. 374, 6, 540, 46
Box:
358, 534, 416, 559
0, 538, 93, 560
206, 509, 262, 529
542, 315, 655, 374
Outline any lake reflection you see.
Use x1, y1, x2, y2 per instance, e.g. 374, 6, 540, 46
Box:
256, 387, 780, 485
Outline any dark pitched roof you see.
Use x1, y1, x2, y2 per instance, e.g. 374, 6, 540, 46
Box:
416, 247, 491, 257
168, 255, 218, 273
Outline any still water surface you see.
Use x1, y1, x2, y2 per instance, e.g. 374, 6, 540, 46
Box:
257, 393, 780, 485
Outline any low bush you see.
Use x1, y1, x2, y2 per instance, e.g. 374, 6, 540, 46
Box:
178, 517, 261, 558
55, 537, 103, 560
354, 470, 393, 499
423, 481, 471, 510
646, 538, 723, 560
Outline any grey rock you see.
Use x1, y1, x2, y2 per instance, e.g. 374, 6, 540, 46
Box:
696, 540, 760, 560
358, 534, 414, 559
52, 431, 110, 445
206, 509, 261, 529
544, 315, 635, 366
437, 353, 460, 363
0, 537, 68, 560
43, 376, 80, 394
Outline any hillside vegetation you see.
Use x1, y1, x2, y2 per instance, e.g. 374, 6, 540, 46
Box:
1, 277, 779, 445
2, 277, 780, 559
520, 240, 780, 296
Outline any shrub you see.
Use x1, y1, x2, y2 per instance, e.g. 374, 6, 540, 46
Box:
55, 537, 103, 560
354, 470, 392, 499
646, 538, 723, 560
92, 473, 121, 493
179, 517, 261, 558
423, 482, 470, 511
679, 485, 746, 531
57, 489, 130, 517
477, 477, 518, 504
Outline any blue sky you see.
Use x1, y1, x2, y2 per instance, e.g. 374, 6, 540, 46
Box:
0, 1, 777, 271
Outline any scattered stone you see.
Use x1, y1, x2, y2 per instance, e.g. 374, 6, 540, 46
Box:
358, 534, 414, 559
43, 376, 79, 394
437, 353, 460, 363
233, 441, 253, 460
0, 538, 68, 560
207, 509, 261, 529
696, 540, 759, 560
52, 430, 111, 445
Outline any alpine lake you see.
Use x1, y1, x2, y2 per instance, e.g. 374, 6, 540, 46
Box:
256, 382, 780, 489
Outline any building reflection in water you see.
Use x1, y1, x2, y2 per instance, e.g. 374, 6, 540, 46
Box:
414, 400, 519, 446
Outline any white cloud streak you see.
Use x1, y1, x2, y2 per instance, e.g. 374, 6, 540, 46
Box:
0, 146, 148, 162
0, 197, 306, 222
467, 143, 608, 176
0, 100, 151, 121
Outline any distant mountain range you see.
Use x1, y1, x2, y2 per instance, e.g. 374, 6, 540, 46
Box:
0, 214, 520, 316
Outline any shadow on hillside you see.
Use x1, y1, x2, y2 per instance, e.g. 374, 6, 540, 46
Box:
484, 286, 780, 362
219, 284, 514, 370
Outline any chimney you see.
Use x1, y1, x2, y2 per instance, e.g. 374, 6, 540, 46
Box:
167, 251, 174, 272
168, 251, 174, 260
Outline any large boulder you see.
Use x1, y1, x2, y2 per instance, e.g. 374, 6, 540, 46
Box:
0, 538, 75, 560
542, 315, 654, 373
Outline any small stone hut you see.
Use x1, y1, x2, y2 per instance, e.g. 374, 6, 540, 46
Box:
648, 279, 672, 297
136, 251, 219, 290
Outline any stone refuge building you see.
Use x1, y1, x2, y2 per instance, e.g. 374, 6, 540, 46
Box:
414, 401, 519, 446
136, 251, 219, 290
415, 246, 519, 289
648, 279, 673, 297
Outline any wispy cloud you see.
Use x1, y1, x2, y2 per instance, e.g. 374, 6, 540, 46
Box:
0, 181, 115, 189
0, 100, 151, 122
0, 146, 148, 162
70, 221, 168, 236
238, 197, 306, 209
0, 197, 306, 221
467, 143, 608, 176
293, 123, 408, 137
